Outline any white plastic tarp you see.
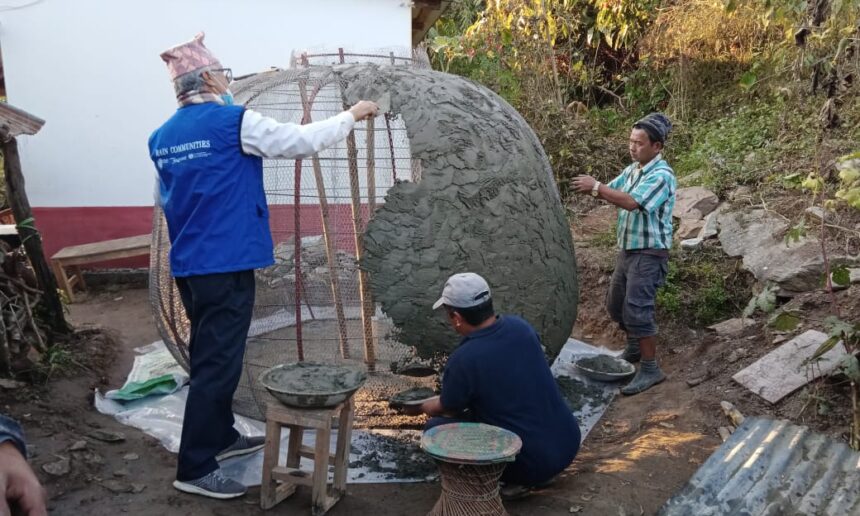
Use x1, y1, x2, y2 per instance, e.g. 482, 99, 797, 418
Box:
94, 337, 619, 485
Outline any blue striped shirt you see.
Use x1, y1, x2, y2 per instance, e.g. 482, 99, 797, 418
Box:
607, 156, 676, 250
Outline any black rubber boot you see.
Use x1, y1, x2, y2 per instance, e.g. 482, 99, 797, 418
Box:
620, 337, 641, 363
621, 359, 666, 395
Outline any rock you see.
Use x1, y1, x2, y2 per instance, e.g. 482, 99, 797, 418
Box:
852, 269, 860, 284
698, 206, 722, 239
0, 379, 25, 390
674, 187, 720, 219
681, 237, 703, 250
82, 452, 104, 465
772, 335, 788, 346
727, 349, 745, 363
272, 240, 295, 263
720, 400, 745, 426
131, 483, 147, 494
101, 480, 132, 493
678, 171, 704, 186
88, 430, 125, 443
686, 375, 708, 387
677, 218, 706, 240
69, 440, 88, 451
717, 209, 787, 258
728, 186, 753, 202
708, 318, 755, 336
805, 206, 825, 221
123, 453, 140, 461
717, 208, 860, 292
113, 469, 129, 477
42, 457, 70, 477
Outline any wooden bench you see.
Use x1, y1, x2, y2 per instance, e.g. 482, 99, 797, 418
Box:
51, 234, 151, 302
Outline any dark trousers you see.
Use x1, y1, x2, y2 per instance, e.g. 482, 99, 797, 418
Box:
174, 270, 255, 481
606, 250, 668, 338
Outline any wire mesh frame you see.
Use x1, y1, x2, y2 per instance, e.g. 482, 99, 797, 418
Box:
151, 54, 435, 421
289, 45, 432, 70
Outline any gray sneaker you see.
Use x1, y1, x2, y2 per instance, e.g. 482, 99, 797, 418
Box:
173, 469, 247, 499
216, 434, 265, 461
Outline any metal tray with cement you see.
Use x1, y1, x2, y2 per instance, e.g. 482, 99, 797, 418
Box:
389, 387, 437, 408
573, 354, 635, 382
260, 362, 367, 408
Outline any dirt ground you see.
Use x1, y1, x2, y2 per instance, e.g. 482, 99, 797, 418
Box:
7, 201, 857, 515
1, 282, 723, 516
53, 192, 860, 516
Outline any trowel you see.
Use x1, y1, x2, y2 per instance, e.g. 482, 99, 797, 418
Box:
392, 361, 437, 378
375, 92, 391, 115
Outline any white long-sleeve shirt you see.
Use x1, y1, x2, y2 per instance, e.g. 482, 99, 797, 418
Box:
240, 109, 355, 159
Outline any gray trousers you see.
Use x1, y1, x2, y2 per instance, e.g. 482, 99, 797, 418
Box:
606, 250, 668, 338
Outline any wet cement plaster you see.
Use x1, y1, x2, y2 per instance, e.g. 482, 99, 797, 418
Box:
261, 362, 364, 393
339, 64, 578, 359
576, 355, 628, 374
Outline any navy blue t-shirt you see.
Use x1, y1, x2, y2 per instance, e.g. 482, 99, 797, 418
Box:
439, 315, 581, 485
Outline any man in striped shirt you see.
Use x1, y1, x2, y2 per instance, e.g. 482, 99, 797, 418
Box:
572, 113, 676, 395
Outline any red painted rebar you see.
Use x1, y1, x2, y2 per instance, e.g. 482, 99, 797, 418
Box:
293, 156, 304, 361
291, 70, 336, 362
385, 114, 397, 183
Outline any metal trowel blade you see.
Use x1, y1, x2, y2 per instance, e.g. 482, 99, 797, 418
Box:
375, 93, 391, 114
394, 362, 437, 378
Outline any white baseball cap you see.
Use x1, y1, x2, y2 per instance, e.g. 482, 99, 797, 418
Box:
432, 273, 492, 310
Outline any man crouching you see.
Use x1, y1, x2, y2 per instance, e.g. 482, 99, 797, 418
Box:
407, 273, 581, 499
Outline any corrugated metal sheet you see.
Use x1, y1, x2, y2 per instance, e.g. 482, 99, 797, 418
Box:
659, 417, 860, 516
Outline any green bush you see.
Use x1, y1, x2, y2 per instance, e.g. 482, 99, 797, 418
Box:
657, 248, 751, 327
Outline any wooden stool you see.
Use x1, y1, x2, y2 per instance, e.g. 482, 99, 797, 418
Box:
261, 398, 355, 515
421, 422, 522, 516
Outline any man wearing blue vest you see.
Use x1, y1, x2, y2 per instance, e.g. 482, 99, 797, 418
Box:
572, 113, 676, 396
149, 33, 378, 499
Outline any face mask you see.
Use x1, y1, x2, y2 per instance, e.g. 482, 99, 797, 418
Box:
221, 90, 234, 106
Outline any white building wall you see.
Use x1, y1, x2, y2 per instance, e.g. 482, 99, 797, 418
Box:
0, 0, 411, 207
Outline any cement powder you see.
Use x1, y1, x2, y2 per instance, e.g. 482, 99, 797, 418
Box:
349, 432, 437, 480
339, 64, 578, 359
555, 376, 611, 412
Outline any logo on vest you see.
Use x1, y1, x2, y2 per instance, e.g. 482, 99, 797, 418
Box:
154, 140, 213, 169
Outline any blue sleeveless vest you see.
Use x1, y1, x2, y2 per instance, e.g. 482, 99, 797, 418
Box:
148, 103, 274, 277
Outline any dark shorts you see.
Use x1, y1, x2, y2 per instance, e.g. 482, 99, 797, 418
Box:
606, 250, 668, 338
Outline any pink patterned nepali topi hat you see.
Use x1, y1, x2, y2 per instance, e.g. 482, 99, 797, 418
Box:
159, 32, 221, 81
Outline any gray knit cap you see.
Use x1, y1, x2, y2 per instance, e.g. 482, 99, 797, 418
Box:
634, 112, 672, 143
